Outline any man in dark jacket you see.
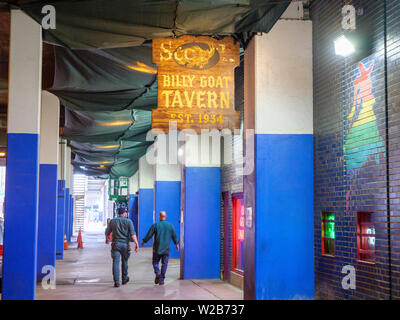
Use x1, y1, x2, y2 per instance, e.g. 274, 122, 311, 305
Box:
105, 207, 139, 287
141, 211, 179, 285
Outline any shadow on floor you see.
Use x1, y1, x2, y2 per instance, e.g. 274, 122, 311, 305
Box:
36, 231, 243, 300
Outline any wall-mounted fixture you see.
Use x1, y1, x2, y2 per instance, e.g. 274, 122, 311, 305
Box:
334, 35, 355, 57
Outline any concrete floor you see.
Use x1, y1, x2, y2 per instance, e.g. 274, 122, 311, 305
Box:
36, 230, 243, 300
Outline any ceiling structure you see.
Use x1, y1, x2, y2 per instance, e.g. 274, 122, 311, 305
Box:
0, 0, 290, 178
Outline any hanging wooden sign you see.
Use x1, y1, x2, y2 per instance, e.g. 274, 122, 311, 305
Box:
152, 35, 240, 133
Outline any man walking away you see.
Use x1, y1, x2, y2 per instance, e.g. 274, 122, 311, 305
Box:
141, 211, 179, 285
105, 207, 139, 287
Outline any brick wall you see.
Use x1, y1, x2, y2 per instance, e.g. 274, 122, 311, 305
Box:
220, 60, 244, 279
312, 0, 400, 299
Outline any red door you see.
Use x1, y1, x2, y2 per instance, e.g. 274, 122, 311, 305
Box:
232, 193, 244, 274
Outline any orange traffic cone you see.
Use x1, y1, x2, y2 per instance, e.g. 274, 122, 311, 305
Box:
64, 233, 68, 250
77, 229, 83, 249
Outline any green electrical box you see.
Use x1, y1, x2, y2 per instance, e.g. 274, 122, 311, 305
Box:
108, 177, 129, 202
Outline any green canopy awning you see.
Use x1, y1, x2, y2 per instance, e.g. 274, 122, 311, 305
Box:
1, 0, 290, 178
18, 0, 289, 49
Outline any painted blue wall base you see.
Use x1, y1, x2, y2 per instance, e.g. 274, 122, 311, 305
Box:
155, 181, 181, 259
255, 134, 314, 300
139, 188, 154, 247
184, 167, 220, 279
64, 188, 70, 245
2, 133, 39, 300
37, 164, 58, 281
129, 194, 139, 235
69, 197, 73, 240
56, 180, 66, 260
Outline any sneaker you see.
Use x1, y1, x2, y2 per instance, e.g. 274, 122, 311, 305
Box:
122, 277, 130, 285
159, 280, 164, 285
114, 282, 120, 288
155, 273, 161, 284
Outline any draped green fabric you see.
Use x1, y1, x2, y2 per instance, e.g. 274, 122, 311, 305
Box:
1, 0, 289, 178
17, 0, 290, 49
52, 45, 156, 178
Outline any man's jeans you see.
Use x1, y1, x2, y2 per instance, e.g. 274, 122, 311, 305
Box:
152, 252, 169, 282
111, 242, 130, 284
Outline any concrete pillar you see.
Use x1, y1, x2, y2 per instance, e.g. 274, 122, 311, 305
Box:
138, 153, 154, 247
64, 146, 71, 242
154, 135, 181, 259
128, 172, 139, 235
37, 91, 60, 280
129, 172, 139, 194
181, 133, 221, 279
243, 20, 314, 300
2, 10, 42, 300
56, 139, 66, 259
69, 197, 74, 238
69, 165, 74, 239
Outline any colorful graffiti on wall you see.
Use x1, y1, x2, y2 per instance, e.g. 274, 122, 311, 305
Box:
344, 57, 385, 211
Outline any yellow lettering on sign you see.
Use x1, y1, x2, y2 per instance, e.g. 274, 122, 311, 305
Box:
160, 41, 172, 61
207, 91, 218, 108
223, 76, 230, 88
220, 92, 229, 109
162, 90, 173, 108
200, 76, 207, 88
215, 76, 223, 88
172, 91, 183, 108
152, 36, 240, 133
187, 75, 196, 87
197, 91, 206, 108
162, 75, 170, 87
184, 91, 195, 108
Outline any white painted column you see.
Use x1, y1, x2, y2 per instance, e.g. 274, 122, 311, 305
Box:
2, 9, 42, 300
64, 146, 71, 241
138, 152, 154, 246
129, 172, 139, 194
244, 18, 314, 300
56, 138, 67, 259
37, 91, 60, 280
127, 171, 139, 235
58, 139, 66, 181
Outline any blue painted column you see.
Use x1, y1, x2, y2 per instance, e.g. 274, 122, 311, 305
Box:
56, 181, 65, 260
128, 194, 139, 235
138, 154, 154, 247
64, 188, 70, 244
37, 92, 60, 281
154, 135, 181, 259
69, 196, 74, 240
56, 139, 67, 260
182, 133, 221, 279
2, 10, 42, 300
64, 146, 71, 243
128, 173, 139, 234
244, 21, 314, 300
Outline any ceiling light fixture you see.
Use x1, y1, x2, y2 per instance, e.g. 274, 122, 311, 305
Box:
98, 120, 133, 127
96, 145, 120, 149
126, 61, 157, 74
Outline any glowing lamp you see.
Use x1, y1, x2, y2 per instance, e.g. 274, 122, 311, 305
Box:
334, 35, 355, 57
